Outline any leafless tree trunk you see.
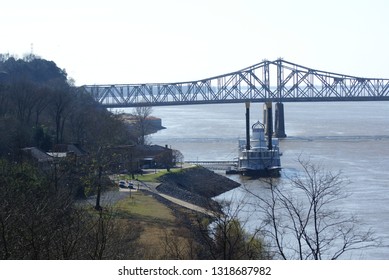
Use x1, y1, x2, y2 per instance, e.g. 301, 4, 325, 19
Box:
50, 87, 71, 144
131, 106, 153, 145
245, 157, 380, 260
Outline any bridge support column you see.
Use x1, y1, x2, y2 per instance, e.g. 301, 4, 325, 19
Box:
274, 102, 287, 138
263, 102, 273, 137
263, 102, 273, 150
245, 102, 251, 150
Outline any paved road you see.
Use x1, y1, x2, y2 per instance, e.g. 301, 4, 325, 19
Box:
83, 190, 132, 208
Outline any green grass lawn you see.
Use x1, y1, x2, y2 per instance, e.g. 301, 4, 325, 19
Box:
114, 191, 175, 222
118, 167, 186, 183
112, 190, 182, 259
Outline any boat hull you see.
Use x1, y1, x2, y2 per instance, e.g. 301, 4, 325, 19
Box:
239, 166, 281, 178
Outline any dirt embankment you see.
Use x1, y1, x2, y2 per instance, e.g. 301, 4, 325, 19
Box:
157, 166, 240, 212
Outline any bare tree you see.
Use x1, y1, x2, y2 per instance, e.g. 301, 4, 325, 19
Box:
33, 86, 51, 127
131, 106, 153, 145
49, 86, 72, 144
172, 149, 184, 167
194, 199, 271, 260
246, 157, 380, 260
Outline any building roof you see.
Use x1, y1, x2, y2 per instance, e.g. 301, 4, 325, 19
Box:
22, 147, 53, 162
53, 144, 88, 156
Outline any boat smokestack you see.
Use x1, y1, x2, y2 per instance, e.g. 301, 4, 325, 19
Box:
266, 102, 273, 150
245, 102, 250, 150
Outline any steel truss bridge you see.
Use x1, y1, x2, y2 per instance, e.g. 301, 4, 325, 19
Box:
82, 59, 389, 108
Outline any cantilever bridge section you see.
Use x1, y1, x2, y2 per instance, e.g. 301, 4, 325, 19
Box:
82, 59, 389, 138
82, 59, 389, 107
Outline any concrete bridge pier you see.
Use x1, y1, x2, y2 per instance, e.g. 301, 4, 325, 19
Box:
263, 102, 287, 138
263, 103, 272, 136
274, 102, 287, 138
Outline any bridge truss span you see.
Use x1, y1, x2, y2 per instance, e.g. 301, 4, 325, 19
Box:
82, 59, 389, 107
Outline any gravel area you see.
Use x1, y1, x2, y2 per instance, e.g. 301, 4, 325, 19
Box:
157, 166, 240, 211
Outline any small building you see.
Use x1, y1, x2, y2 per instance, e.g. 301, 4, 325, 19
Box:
104, 144, 174, 172
22, 144, 88, 171
137, 144, 173, 169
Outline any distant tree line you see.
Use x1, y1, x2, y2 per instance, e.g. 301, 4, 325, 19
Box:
0, 54, 134, 159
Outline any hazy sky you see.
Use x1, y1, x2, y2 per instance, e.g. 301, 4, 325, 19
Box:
1, 0, 389, 85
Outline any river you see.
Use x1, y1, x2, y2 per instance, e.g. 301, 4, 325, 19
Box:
142, 101, 389, 259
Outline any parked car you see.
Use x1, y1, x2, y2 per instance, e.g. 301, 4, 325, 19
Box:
119, 180, 134, 189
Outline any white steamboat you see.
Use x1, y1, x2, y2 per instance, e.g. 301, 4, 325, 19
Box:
232, 102, 282, 177
238, 121, 281, 177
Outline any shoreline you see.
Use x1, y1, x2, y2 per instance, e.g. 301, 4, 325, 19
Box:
118, 113, 166, 134
156, 166, 240, 214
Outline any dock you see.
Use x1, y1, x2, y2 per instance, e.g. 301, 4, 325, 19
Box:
185, 160, 238, 173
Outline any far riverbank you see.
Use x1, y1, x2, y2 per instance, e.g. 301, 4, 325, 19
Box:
118, 113, 166, 134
